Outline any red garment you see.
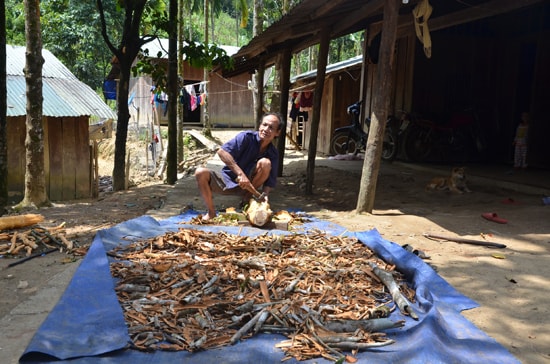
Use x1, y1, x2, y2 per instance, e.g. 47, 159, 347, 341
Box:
299, 91, 313, 111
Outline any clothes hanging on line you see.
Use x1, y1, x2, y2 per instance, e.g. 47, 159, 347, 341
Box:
180, 85, 207, 113
291, 91, 311, 121
299, 90, 313, 112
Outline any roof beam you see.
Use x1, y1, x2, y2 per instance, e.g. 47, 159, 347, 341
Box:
394, 0, 546, 36
431, 0, 546, 30
331, 0, 384, 37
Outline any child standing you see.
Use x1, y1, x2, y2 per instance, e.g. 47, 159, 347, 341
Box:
513, 112, 529, 169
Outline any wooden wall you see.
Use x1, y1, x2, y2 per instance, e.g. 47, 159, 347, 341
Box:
410, 22, 550, 167
7, 116, 91, 203
6, 116, 26, 203
314, 70, 362, 155
209, 71, 255, 128
291, 67, 362, 155
130, 62, 255, 129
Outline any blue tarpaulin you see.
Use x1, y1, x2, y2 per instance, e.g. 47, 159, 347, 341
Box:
20, 212, 520, 363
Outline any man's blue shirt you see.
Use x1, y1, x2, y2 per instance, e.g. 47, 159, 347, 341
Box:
220, 130, 279, 189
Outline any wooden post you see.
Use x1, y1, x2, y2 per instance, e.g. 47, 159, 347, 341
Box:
356, 0, 399, 213
305, 27, 330, 195
277, 48, 292, 177
125, 151, 130, 190
93, 140, 99, 198
255, 59, 265, 129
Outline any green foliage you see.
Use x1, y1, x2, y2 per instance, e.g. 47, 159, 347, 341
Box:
5, 0, 26, 45
183, 132, 196, 149
329, 32, 363, 64
4, 0, 124, 91
132, 50, 168, 90
132, 41, 233, 92
182, 42, 234, 70
141, 0, 170, 37
6, 0, 352, 98
183, 7, 252, 46
237, 0, 248, 28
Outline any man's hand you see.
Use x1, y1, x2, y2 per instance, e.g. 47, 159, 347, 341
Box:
236, 174, 251, 190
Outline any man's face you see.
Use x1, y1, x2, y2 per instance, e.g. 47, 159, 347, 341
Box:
259, 115, 281, 142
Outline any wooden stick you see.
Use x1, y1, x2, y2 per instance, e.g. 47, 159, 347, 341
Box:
6, 247, 58, 268
230, 308, 267, 344
323, 318, 406, 332
369, 262, 418, 320
7, 232, 17, 254
423, 233, 506, 249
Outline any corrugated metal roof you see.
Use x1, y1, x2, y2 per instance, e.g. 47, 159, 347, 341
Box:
291, 55, 363, 84
6, 45, 116, 119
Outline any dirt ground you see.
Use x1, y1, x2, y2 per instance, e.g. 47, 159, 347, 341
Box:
1, 131, 549, 364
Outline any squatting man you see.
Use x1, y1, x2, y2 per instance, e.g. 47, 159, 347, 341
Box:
195, 113, 285, 221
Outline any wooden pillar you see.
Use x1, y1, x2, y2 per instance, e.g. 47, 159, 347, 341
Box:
359, 28, 369, 118
254, 59, 265, 129
277, 48, 292, 176
357, 0, 399, 213
166, 0, 178, 185
305, 28, 330, 195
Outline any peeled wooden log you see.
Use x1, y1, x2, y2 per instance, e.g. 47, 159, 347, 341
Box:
369, 262, 419, 320
323, 318, 405, 333
0, 214, 44, 231
244, 199, 273, 227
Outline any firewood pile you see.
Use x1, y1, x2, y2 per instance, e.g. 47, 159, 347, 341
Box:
0, 214, 76, 266
109, 228, 416, 362
178, 148, 214, 177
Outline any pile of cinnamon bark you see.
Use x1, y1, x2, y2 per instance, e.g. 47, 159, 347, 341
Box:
109, 227, 417, 362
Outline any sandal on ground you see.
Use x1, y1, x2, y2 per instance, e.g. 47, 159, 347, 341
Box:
481, 212, 508, 224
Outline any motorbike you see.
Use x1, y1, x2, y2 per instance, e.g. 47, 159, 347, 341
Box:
399, 108, 487, 163
329, 100, 398, 161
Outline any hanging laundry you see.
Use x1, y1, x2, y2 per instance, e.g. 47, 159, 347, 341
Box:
154, 91, 168, 116
179, 87, 190, 109
289, 92, 300, 121
299, 91, 313, 112
413, 0, 433, 58
199, 92, 207, 106
102, 79, 117, 100
150, 85, 156, 105
186, 85, 198, 111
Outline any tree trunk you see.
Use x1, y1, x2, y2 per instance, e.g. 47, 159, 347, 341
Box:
305, 28, 330, 195
0, 0, 8, 210
356, 0, 399, 213
113, 59, 131, 191
166, 0, 177, 185
177, 0, 184, 169
20, 0, 50, 208
202, 0, 211, 134
97, 0, 150, 192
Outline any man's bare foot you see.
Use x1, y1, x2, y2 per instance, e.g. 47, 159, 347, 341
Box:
201, 212, 216, 221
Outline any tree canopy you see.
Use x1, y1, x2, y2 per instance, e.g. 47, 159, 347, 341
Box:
5, 0, 362, 96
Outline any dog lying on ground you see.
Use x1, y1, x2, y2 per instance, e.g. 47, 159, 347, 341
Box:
425, 166, 471, 194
